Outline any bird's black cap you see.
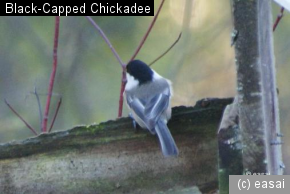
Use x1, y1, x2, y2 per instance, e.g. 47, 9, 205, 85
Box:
126, 60, 153, 85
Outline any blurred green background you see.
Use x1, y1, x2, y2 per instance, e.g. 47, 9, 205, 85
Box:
0, 1, 289, 173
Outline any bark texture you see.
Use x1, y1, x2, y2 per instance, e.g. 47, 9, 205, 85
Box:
232, 0, 283, 175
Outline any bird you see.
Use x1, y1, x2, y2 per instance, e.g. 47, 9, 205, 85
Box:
124, 59, 179, 157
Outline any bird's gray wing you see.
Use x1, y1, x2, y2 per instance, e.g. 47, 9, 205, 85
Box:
144, 93, 170, 130
126, 93, 148, 129
126, 89, 170, 132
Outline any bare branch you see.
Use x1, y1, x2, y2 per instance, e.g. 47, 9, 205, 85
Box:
48, 97, 62, 133
118, 70, 126, 117
149, 33, 182, 66
129, 0, 166, 62
5, 99, 38, 136
85, 16, 125, 67
118, 0, 166, 117
43, 16, 60, 133
273, 7, 284, 32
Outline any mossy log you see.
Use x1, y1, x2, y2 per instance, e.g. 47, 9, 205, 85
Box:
0, 98, 233, 194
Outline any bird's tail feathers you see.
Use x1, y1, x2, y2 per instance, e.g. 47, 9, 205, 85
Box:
155, 120, 179, 157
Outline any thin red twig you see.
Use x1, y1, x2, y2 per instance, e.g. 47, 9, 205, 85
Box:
48, 97, 62, 133
273, 7, 284, 32
42, 16, 60, 133
85, 16, 125, 67
118, 70, 126, 117
129, 0, 166, 62
85, 16, 126, 117
117, 0, 166, 117
149, 32, 182, 66
86, 1, 165, 117
5, 99, 38, 136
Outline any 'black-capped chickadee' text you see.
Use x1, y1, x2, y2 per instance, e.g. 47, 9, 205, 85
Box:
4, 2, 153, 16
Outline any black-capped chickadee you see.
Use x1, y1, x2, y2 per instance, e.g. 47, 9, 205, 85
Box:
124, 60, 179, 157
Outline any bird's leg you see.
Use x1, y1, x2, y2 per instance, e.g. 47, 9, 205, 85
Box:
129, 113, 142, 131
129, 113, 137, 129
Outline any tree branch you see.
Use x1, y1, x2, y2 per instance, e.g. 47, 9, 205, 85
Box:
85, 16, 125, 67
42, 16, 60, 133
48, 97, 62, 133
129, 0, 166, 62
118, 70, 126, 117
5, 99, 38, 136
117, 0, 166, 117
149, 33, 182, 66
273, 7, 284, 31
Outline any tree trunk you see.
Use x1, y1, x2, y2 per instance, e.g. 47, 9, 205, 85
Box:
232, 0, 283, 175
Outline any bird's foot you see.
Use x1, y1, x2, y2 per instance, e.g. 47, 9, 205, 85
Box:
129, 113, 137, 128
129, 113, 139, 130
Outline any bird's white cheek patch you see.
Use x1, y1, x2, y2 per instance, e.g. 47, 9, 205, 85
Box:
153, 70, 173, 97
125, 73, 139, 91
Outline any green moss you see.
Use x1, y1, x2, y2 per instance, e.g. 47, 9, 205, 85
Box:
218, 169, 229, 194
0, 99, 232, 160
